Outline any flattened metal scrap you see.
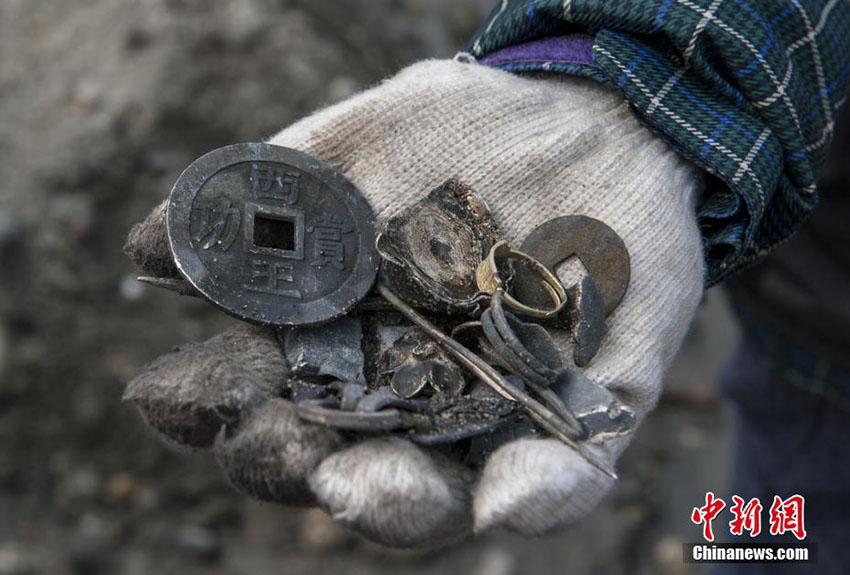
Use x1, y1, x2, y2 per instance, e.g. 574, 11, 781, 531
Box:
376, 179, 500, 314
282, 317, 365, 383
378, 327, 467, 398
566, 275, 606, 367
390, 361, 465, 399
479, 292, 583, 433
551, 370, 635, 442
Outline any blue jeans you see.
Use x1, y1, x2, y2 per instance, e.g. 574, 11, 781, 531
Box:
716, 341, 850, 574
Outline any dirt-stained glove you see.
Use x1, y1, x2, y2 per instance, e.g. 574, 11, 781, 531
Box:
124, 59, 705, 547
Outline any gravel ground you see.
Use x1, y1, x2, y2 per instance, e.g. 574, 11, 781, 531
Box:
0, 1, 740, 573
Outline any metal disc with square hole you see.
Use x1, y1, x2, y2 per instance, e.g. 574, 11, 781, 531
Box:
166, 143, 379, 326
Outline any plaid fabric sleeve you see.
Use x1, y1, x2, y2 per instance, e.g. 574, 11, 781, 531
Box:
466, 0, 850, 286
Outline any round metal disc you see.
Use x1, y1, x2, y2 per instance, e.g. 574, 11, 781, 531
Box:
167, 143, 379, 327
514, 215, 630, 316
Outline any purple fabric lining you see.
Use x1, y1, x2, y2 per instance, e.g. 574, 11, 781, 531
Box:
478, 34, 596, 68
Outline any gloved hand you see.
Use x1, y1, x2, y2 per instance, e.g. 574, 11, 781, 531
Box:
124, 59, 705, 547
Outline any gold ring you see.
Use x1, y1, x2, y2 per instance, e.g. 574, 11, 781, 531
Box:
475, 241, 567, 319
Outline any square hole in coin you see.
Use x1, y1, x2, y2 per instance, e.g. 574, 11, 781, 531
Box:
253, 214, 295, 251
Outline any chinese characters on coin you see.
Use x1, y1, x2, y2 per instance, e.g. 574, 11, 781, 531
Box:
167, 143, 379, 326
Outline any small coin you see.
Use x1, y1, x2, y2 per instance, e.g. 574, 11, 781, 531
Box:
167, 143, 379, 326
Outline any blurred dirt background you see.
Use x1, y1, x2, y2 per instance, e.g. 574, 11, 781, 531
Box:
0, 1, 741, 573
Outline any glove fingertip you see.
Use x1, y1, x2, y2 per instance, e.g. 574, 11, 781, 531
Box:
125, 325, 286, 448
215, 398, 342, 506
124, 199, 179, 278
124, 350, 228, 448
474, 438, 615, 536
309, 438, 473, 548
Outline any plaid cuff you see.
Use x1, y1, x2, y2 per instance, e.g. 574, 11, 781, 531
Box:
467, 0, 850, 286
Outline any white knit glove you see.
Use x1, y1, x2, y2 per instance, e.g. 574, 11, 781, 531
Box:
124, 59, 705, 546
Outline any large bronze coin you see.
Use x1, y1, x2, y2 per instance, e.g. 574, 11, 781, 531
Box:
167, 143, 378, 326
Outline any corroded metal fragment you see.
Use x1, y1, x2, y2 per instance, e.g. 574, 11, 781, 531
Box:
378, 327, 467, 398
567, 275, 606, 367
376, 179, 500, 314
478, 291, 565, 390
390, 362, 465, 399
552, 370, 635, 442
338, 381, 365, 411
282, 317, 365, 384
